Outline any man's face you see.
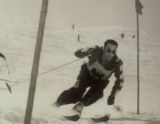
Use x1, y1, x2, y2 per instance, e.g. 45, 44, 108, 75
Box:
103, 43, 117, 61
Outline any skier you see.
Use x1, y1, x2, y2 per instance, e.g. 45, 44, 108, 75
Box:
72, 24, 75, 31
77, 34, 80, 42
54, 39, 124, 121
121, 33, 124, 39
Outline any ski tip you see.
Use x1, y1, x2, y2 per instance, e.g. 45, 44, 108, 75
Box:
63, 114, 80, 121
91, 114, 110, 122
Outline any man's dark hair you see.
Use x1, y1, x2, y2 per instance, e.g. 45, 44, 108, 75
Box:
104, 39, 118, 47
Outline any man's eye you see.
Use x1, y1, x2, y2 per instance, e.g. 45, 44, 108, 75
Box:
106, 49, 116, 54
112, 51, 116, 54
106, 49, 111, 53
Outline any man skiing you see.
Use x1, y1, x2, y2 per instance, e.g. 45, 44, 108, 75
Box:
54, 39, 124, 121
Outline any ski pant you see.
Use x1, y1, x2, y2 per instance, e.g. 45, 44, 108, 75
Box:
56, 63, 109, 106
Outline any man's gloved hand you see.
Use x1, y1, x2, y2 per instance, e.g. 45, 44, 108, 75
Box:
107, 95, 115, 105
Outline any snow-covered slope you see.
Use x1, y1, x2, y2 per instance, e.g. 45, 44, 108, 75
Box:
0, 23, 160, 124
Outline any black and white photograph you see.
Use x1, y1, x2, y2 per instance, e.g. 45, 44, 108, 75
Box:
0, 0, 160, 124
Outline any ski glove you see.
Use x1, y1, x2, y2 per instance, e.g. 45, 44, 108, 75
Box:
107, 95, 115, 105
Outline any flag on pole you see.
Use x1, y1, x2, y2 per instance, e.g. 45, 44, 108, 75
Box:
135, 0, 143, 15
135, 0, 143, 114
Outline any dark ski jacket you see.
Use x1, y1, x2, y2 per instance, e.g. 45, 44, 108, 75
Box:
74, 45, 124, 97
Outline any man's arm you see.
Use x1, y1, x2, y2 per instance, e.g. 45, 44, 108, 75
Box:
108, 60, 124, 105
74, 45, 99, 58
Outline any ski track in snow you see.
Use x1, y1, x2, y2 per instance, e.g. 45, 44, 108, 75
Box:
0, 23, 160, 124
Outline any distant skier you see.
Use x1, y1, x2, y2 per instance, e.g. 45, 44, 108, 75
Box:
54, 39, 124, 121
0, 52, 6, 60
72, 24, 75, 31
121, 33, 124, 39
132, 35, 136, 39
77, 34, 80, 42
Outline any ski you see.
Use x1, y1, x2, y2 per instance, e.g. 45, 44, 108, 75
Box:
63, 114, 80, 121
91, 114, 110, 122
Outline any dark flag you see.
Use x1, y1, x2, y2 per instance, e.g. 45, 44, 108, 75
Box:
135, 0, 143, 15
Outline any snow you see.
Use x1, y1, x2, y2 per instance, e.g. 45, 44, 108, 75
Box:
0, 22, 160, 124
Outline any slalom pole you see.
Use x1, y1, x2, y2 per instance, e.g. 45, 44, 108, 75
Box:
136, 11, 140, 114
135, 0, 143, 114
24, 0, 48, 124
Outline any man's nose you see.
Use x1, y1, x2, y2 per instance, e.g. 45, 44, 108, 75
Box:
109, 52, 113, 56
110, 53, 114, 58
